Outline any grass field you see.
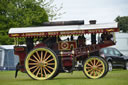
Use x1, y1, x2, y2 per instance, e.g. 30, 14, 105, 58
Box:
0, 69, 128, 85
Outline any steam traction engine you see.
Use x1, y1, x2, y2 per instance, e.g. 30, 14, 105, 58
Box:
9, 20, 119, 80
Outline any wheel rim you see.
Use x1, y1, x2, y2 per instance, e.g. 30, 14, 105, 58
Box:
108, 62, 112, 71
25, 48, 57, 80
84, 57, 105, 79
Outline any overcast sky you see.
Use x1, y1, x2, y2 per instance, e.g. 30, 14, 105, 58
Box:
54, 0, 128, 24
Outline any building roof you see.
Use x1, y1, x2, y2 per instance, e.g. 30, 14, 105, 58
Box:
0, 45, 14, 50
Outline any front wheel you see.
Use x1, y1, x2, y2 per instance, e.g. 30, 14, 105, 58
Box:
25, 48, 59, 80
83, 56, 107, 79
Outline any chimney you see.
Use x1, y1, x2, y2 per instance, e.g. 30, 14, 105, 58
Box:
89, 20, 96, 24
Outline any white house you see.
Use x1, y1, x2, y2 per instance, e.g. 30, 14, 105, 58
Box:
112, 32, 128, 55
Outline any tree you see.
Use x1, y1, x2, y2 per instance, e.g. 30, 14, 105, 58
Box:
0, 0, 62, 45
115, 16, 128, 32
42, 0, 63, 20
0, 0, 12, 44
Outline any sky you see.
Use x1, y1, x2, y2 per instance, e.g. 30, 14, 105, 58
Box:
53, 0, 128, 24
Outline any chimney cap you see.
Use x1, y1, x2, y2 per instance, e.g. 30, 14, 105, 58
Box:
89, 20, 96, 24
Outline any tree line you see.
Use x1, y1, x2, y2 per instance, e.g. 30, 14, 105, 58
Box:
0, 0, 62, 45
115, 16, 128, 32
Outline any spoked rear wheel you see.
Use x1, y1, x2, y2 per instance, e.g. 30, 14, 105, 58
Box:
25, 48, 59, 80
83, 56, 107, 79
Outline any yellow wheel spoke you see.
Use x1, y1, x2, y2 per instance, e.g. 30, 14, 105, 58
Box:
46, 65, 54, 70
44, 67, 52, 74
44, 51, 48, 59
93, 70, 95, 77
32, 66, 39, 74
86, 67, 92, 70
41, 67, 43, 77
33, 54, 39, 62
36, 67, 41, 76
97, 67, 103, 70
29, 63, 38, 65
45, 55, 51, 61
94, 58, 96, 65
36, 51, 41, 60
95, 70, 100, 76
87, 68, 93, 73
87, 63, 93, 67
46, 58, 54, 63
43, 68, 47, 77
29, 58, 37, 63
96, 68, 102, 73
96, 60, 99, 65
90, 70, 93, 76
97, 64, 103, 67
95, 69, 102, 75
41, 51, 43, 61
47, 63, 55, 65
29, 66, 37, 70
90, 60, 94, 66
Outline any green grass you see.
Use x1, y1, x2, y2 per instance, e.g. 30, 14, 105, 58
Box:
0, 69, 128, 85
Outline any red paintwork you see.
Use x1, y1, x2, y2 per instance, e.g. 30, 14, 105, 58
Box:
60, 41, 115, 57
99, 40, 115, 48
62, 56, 73, 67
14, 46, 26, 72
58, 41, 77, 50
34, 43, 46, 48
14, 47, 25, 51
